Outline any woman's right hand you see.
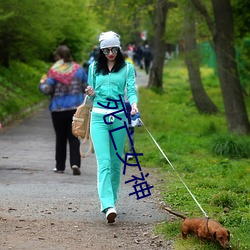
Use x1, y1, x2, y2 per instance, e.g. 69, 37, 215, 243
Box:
131, 103, 138, 116
85, 86, 95, 97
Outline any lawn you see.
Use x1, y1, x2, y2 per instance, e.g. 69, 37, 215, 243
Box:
133, 58, 250, 250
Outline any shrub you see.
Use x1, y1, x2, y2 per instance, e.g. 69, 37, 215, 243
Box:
210, 135, 250, 158
210, 191, 237, 209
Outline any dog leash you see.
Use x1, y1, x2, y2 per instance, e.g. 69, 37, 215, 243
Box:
139, 118, 209, 218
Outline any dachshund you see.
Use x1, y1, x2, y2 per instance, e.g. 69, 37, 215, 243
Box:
162, 206, 231, 249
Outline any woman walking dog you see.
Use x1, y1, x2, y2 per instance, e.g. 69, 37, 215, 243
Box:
85, 31, 138, 223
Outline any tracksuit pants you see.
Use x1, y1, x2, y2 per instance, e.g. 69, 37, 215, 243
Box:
90, 111, 127, 212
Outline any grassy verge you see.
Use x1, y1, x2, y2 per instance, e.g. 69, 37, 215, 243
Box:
0, 60, 50, 125
133, 59, 250, 250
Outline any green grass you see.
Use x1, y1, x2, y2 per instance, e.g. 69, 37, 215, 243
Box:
133, 59, 250, 250
0, 60, 50, 123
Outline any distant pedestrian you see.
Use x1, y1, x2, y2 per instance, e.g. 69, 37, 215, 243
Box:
86, 46, 99, 71
39, 45, 88, 175
143, 44, 152, 74
134, 45, 144, 69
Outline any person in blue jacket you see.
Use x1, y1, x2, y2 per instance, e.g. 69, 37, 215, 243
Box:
85, 31, 138, 223
39, 45, 88, 176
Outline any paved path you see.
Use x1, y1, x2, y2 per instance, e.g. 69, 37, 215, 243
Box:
135, 69, 149, 88
0, 70, 172, 249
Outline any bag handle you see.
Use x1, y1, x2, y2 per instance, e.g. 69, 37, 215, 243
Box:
79, 113, 94, 158
79, 95, 94, 158
83, 94, 88, 105
79, 137, 94, 158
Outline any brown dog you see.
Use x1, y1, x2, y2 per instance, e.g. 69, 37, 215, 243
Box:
162, 207, 231, 249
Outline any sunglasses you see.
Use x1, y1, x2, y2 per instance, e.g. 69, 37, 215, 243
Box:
102, 47, 119, 55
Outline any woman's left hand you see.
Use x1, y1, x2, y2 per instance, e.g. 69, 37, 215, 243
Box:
131, 103, 138, 116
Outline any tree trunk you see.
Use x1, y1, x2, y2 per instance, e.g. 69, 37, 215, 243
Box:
191, 0, 250, 134
184, 4, 218, 114
147, 0, 169, 89
212, 0, 250, 134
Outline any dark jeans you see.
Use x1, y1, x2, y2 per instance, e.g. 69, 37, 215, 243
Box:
51, 110, 80, 171
144, 59, 151, 74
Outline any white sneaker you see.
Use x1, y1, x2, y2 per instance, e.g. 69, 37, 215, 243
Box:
53, 168, 64, 173
72, 165, 81, 175
105, 207, 117, 223
127, 155, 134, 161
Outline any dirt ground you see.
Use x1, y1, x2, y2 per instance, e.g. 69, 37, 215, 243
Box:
0, 154, 172, 250
0, 71, 174, 249
0, 214, 174, 250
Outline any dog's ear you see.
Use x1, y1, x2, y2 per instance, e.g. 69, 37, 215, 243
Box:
213, 231, 217, 240
227, 230, 230, 240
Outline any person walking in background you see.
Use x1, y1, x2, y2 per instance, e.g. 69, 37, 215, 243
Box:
123, 51, 134, 67
88, 46, 99, 64
143, 44, 152, 74
39, 45, 88, 175
133, 44, 144, 69
85, 31, 138, 223
84, 46, 99, 72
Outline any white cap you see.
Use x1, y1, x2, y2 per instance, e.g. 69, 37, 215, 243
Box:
99, 31, 121, 49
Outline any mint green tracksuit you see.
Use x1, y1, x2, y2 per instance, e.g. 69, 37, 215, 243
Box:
88, 62, 137, 212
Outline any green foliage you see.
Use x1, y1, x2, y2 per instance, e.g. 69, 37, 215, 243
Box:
134, 58, 250, 249
236, 37, 250, 95
92, 0, 156, 45
0, 0, 100, 66
232, 0, 250, 39
154, 221, 181, 240
165, 0, 213, 45
0, 60, 49, 122
165, 3, 184, 44
210, 191, 238, 209
210, 134, 250, 159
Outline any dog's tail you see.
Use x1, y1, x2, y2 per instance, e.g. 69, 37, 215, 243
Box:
161, 206, 187, 220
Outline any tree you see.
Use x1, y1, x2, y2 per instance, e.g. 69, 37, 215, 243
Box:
184, 1, 218, 114
148, 0, 177, 89
91, 0, 155, 47
0, 0, 98, 66
191, 0, 250, 134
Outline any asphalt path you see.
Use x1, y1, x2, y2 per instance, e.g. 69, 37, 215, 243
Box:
0, 69, 171, 249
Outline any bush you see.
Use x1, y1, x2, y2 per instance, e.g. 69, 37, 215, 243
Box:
0, 60, 49, 123
210, 135, 250, 159
210, 191, 237, 209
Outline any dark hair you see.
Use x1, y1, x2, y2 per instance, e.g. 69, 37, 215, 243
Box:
95, 48, 126, 75
54, 45, 73, 63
